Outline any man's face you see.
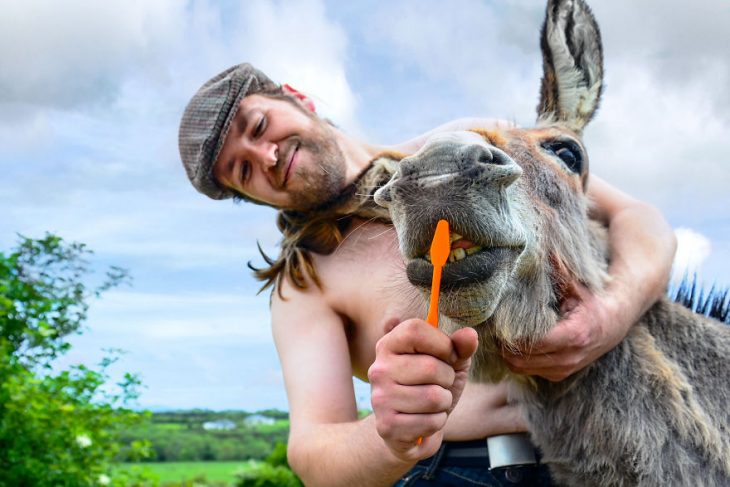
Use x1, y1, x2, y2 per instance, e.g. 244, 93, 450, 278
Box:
212, 93, 346, 210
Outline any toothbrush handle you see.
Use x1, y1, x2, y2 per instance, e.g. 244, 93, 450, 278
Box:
427, 265, 442, 327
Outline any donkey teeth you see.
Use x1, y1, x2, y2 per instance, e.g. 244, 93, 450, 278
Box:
424, 245, 483, 263
449, 232, 463, 244
449, 249, 466, 262
465, 245, 482, 256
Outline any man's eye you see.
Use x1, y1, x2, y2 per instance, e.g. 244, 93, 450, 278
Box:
239, 161, 250, 184
253, 116, 266, 137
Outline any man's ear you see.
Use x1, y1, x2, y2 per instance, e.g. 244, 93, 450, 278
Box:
282, 84, 316, 113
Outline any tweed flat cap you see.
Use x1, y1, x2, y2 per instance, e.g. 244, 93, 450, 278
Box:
178, 63, 277, 200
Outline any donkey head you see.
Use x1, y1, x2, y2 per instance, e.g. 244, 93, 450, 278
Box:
374, 0, 608, 381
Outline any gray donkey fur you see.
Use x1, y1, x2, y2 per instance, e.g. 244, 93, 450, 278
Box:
373, 0, 730, 485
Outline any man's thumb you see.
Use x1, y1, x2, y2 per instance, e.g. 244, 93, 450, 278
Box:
450, 327, 478, 367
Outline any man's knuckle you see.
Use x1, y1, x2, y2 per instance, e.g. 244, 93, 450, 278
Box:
424, 413, 448, 435
565, 354, 583, 370
367, 363, 384, 383
376, 419, 394, 439
422, 386, 440, 407
374, 337, 388, 355
422, 359, 439, 378
444, 368, 456, 386
402, 319, 422, 338
575, 329, 591, 348
370, 389, 386, 409
424, 386, 449, 409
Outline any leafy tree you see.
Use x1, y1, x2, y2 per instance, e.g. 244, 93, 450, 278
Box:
0, 234, 151, 486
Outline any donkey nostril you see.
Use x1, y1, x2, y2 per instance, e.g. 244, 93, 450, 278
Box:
462, 144, 499, 166
477, 147, 494, 165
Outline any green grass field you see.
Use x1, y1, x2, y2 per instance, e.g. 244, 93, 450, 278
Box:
117, 461, 252, 484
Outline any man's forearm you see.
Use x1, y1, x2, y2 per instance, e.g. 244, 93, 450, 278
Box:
288, 414, 416, 487
603, 201, 677, 329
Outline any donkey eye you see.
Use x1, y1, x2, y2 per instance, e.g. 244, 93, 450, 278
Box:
542, 141, 583, 174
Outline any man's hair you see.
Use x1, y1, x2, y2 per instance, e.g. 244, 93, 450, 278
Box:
247, 155, 401, 299
248, 210, 352, 297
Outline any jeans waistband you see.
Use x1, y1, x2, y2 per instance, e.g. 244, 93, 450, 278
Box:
417, 434, 540, 469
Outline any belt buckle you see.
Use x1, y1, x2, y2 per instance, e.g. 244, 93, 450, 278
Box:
486, 433, 538, 470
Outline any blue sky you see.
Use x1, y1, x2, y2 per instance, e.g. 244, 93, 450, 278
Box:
2, 0, 728, 411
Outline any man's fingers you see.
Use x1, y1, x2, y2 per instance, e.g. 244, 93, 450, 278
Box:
503, 350, 554, 370
450, 327, 478, 369
504, 349, 584, 381
380, 319, 455, 362
376, 411, 448, 446
389, 354, 456, 388
510, 312, 589, 356
372, 384, 453, 414
528, 322, 576, 354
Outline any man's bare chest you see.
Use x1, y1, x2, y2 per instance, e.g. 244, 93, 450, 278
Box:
313, 224, 428, 379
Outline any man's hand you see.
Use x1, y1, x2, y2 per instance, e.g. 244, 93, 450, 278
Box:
368, 319, 478, 461
503, 178, 676, 382
502, 283, 627, 381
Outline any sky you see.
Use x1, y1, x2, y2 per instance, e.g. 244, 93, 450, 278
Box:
2, 0, 728, 411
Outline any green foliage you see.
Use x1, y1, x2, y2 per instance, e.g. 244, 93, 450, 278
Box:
264, 442, 289, 469
117, 411, 290, 463
118, 416, 303, 486
0, 234, 151, 486
234, 461, 303, 487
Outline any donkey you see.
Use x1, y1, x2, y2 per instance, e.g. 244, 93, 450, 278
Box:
373, 0, 730, 485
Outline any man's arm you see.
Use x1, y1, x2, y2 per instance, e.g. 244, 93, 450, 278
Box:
502, 176, 677, 380
394, 118, 517, 154
271, 279, 414, 487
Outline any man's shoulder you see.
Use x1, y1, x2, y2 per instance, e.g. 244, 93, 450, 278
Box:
322, 219, 397, 263
273, 220, 398, 300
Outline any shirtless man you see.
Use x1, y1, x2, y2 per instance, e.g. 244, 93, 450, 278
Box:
179, 64, 676, 486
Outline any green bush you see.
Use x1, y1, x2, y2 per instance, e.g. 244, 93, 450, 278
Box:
234, 461, 303, 487
0, 234, 152, 486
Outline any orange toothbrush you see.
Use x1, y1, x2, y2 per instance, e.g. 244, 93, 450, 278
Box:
417, 219, 450, 446
426, 219, 450, 328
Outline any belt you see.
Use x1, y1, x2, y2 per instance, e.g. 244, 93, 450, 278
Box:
418, 433, 540, 470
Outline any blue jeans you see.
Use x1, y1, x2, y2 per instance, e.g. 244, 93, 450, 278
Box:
393, 441, 554, 487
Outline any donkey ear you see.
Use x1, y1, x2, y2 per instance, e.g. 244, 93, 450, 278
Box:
537, 0, 603, 134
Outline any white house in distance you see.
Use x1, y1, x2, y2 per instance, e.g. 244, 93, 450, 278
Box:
202, 419, 236, 431
244, 414, 276, 426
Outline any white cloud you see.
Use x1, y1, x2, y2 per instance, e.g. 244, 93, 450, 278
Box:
0, 0, 185, 113
234, 0, 358, 131
364, 0, 542, 121
90, 290, 274, 342
585, 65, 730, 214
671, 227, 713, 283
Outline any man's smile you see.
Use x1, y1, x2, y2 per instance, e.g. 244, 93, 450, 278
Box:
282, 141, 299, 188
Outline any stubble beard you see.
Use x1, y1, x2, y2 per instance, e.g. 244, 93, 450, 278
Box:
285, 122, 347, 212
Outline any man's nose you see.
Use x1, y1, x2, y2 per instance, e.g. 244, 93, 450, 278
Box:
246, 140, 278, 169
